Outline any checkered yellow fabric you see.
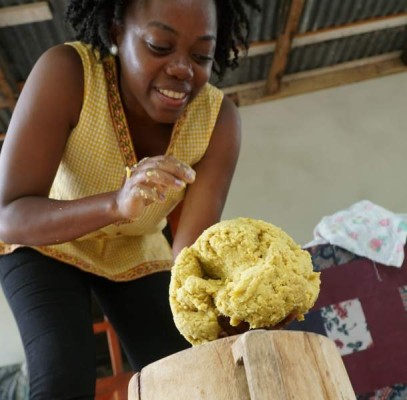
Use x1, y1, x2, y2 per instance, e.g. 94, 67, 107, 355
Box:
0, 42, 223, 281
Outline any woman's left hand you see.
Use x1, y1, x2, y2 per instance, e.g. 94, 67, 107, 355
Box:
217, 314, 297, 339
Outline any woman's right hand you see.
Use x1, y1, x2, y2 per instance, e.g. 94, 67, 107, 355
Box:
115, 155, 196, 219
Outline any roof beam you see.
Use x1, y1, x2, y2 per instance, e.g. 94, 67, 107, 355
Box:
293, 12, 407, 48
0, 2, 52, 28
266, 0, 306, 94
282, 51, 403, 82
244, 12, 407, 59
224, 52, 406, 106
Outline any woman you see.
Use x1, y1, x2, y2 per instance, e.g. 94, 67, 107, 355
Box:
0, 0, 259, 398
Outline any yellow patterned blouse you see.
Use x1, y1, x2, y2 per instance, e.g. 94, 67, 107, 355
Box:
0, 41, 224, 281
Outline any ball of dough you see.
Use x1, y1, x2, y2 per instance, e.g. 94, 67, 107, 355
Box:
169, 218, 320, 345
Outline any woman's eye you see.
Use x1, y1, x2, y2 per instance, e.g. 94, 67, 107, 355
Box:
194, 54, 214, 64
147, 42, 171, 54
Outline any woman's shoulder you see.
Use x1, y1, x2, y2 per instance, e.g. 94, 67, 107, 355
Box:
24, 44, 85, 129
38, 43, 83, 76
32, 44, 84, 97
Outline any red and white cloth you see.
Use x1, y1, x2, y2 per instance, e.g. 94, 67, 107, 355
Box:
304, 200, 407, 268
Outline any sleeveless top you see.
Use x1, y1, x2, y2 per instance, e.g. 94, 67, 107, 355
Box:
0, 41, 224, 281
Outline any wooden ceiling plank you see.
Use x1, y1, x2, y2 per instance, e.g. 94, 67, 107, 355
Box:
282, 51, 402, 82
0, 2, 52, 28
293, 12, 407, 48
243, 12, 407, 59
233, 55, 406, 107
247, 41, 277, 58
266, 0, 306, 95
223, 52, 404, 99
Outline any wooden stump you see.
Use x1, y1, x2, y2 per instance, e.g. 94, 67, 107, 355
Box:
128, 330, 356, 400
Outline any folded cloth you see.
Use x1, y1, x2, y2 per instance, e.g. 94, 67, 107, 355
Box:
0, 363, 28, 400
304, 200, 407, 268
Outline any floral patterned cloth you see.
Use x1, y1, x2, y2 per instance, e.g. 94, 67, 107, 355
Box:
357, 384, 407, 400
304, 200, 407, 267
321, 298, 373, 357
288, 244, 407, 398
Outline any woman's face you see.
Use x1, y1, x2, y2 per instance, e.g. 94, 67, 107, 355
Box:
114, 0, 217, 124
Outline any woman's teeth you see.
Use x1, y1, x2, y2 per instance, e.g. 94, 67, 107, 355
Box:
158, 89, 186, 100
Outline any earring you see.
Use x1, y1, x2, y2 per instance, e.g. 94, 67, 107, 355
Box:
109, 44, 118, 56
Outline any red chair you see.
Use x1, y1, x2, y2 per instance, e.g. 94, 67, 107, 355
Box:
93, 317, 133, 400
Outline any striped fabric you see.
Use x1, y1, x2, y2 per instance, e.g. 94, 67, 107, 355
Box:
0, 41, 224, 281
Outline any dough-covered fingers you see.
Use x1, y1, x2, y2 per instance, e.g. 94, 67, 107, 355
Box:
126, 155, 195, 187
130, 184, 165, 204
153, 155, 196, 184
145, 168, 187, 190
118, 155, 195, 219
172, 159, 196, 184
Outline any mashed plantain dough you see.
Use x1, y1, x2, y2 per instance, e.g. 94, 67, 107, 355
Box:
169, 218, 321, 346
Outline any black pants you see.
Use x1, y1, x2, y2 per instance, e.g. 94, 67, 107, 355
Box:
0, 248, 190, 400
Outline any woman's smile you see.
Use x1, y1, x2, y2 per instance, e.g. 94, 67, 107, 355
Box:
154, 86, 190, 109
115, 0, 216, 124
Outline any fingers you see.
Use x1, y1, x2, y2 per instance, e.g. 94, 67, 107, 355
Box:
217, 313, 297, 339
131, 156, 195, 183
130, 184, 165, 204
144, 168, 187, 190
264, 313, 297, 331
118, 156, 195, 218
126, 155, 195, 193
217, 315, 250, 339
276, 313, 297, 328
153, 155, 196, 184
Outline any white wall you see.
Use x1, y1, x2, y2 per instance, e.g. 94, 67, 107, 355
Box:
2, 71, 407, 366
223, 72, 407, 245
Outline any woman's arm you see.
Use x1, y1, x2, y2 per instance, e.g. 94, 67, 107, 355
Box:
0, 45, 192, 246
0, 45, 125, 245
171, 95, 241, 257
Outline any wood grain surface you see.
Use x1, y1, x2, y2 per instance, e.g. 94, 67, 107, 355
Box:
128, 331, 356, 400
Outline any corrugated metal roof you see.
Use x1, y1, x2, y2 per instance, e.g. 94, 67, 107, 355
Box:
1, 0, 407, 132
247, 0, 280, 42
213, 53, 274, 88
246, 0, 407, 43
1, 0, 406, 85
298, 0, 407, 33
216, 25, 407, 87
0, 0, 72, 81
287, 25, 407, 73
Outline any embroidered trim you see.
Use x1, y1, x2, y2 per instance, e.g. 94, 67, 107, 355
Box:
103, 57, 137, 168
34, 245, 172, 281
0, 243, 22, 254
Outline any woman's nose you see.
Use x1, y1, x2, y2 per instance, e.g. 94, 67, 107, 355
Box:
165, 56, 193, 81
